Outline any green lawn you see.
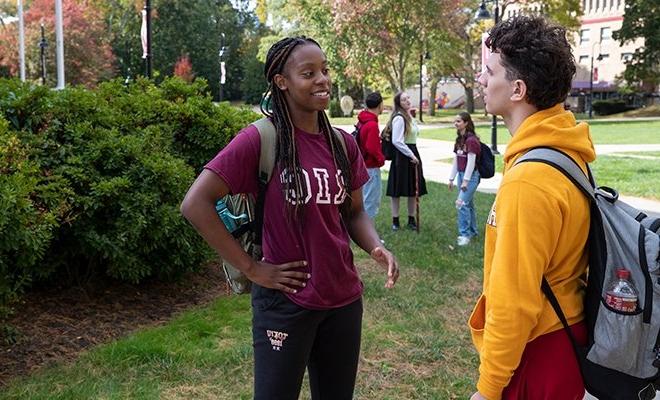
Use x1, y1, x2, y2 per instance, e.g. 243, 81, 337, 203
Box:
0, 180, 488, 399
438, 152, 660, 200
590, 155, 660, 200
420, 120, 660, 145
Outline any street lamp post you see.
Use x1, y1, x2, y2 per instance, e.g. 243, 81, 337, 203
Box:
588, 42, 602, 119
476, 0, 500, 154
39, 24, 48, 85
419, 51, 430, 122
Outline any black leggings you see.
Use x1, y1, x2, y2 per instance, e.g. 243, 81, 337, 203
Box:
251, 284, 363, 400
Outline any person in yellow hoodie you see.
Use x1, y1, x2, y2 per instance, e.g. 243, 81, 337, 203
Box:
469, 16, 597, 400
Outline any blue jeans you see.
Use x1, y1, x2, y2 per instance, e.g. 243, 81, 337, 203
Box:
456, 171, 481, 237
363, 168, 382, 219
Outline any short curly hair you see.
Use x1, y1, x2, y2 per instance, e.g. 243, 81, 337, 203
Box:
485, 16, 576, 111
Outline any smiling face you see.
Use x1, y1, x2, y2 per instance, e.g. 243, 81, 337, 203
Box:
478, 52, 514, 118
399, 93, 412, 111
454, 115, 467, 134
273, 43, 331, 116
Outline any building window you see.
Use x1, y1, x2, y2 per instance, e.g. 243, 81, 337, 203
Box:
580, 29, 590, 45
621, 53, 632, 62
600, 27, 612, 42
599, 54, 610, 61
579, 55, 590, 65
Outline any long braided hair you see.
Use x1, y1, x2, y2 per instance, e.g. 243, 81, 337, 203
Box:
260, 37, 353, 220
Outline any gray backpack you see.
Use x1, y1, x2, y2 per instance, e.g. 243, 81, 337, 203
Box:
216, 118, 347, 294
516, 148, 660, 400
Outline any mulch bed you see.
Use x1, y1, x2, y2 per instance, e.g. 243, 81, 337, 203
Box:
0, 263, 230, 387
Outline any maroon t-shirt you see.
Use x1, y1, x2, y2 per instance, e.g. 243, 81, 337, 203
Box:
455, 135, 481, 172
205, 124, 369, 310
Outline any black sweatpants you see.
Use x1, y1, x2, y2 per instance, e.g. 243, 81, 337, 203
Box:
251, 284, 363, 400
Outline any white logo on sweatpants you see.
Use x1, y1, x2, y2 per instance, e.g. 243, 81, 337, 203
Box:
266, 330, 289, 351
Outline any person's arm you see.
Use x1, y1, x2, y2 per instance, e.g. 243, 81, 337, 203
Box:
448, 156, 458, 190
180, 170, 309, 293
475, 181, 562, 400
364, 122, 385, 165
346, 188, 399, 288
461, 153, 477, 190
391, 116, 416, 160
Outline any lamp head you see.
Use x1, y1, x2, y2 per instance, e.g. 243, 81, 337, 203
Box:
476, 1, 491, 20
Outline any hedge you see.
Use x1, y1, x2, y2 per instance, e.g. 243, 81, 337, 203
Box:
0, 77, 259, 335
592, 99, 637, 116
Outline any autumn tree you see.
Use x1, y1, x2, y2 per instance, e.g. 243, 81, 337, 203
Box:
433, 0, 582, 113
0, 0, 115, 86
173, 54, 193, 82
612, 0, 659, 91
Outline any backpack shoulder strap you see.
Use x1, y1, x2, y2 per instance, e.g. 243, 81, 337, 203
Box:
250, 117, 278, 246
514, 147, 596, 201
332, 127, 348, 159
252, 117, 277, 184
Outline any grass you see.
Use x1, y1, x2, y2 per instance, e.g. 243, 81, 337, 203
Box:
591, 155, 660, 200
436, 151, 659, 199
0, 180, 490, 399
419, 120, 660, 145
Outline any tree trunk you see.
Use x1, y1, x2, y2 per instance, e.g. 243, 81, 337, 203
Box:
465, 85, 475, 113
429, 78, 439, 116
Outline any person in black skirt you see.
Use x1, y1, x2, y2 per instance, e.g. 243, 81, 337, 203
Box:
385, 92, 427, 230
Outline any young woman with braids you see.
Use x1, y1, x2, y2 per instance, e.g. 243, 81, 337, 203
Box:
181, 37, 399, 399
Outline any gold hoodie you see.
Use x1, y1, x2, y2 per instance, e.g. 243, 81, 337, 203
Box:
469, 104, 597, 400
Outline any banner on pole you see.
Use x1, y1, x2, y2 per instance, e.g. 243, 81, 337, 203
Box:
141, 9, 148, 59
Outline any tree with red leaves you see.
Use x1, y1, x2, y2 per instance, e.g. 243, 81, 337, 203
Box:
0, 0, 115, 86
173, 54, 194, 83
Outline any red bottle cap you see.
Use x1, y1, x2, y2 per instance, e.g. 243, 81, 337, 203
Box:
616, 268, 630, 280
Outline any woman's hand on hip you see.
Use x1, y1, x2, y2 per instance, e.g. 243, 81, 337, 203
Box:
245, 260, 310, 294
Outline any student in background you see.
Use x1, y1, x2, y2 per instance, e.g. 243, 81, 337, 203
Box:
356, 91, 385, 220
385, 92, 427, 231
448, 112, 481, 246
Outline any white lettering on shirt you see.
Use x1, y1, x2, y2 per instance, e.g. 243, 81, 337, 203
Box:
313, 168, 331, 204
281, 167, 346, 205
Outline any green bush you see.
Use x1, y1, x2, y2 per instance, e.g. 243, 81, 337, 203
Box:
592, 99, 637, 115
329, 99, 342, 118
0, 119, 65, 326
0, 77, 260, 331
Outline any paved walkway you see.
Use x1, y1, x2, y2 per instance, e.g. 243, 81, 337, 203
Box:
411, 138, 660, 216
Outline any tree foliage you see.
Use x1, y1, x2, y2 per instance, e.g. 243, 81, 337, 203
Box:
0, 0, 115, 86
612, 0, 659, 91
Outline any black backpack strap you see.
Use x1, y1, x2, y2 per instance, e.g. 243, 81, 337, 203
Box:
541, 278, 580, 348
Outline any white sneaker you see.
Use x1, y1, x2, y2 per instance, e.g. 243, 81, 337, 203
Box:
457, 236, 470, 246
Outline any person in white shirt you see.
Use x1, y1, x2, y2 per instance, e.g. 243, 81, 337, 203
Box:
385, 92, 427, 230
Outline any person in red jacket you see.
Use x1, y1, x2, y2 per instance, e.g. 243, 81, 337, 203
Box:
356, 92, 385, 219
